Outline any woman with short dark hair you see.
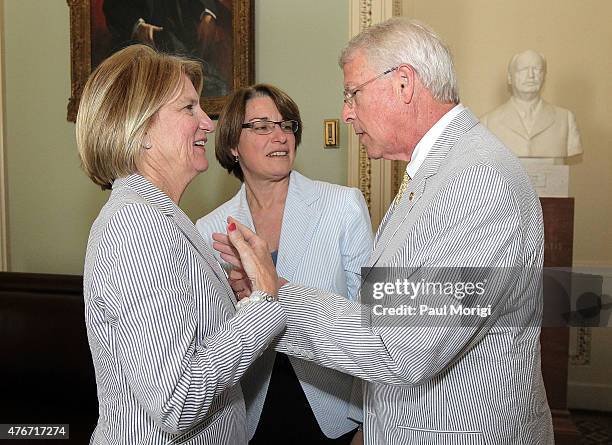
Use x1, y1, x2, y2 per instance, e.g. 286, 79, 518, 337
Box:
197, 84, 373, 444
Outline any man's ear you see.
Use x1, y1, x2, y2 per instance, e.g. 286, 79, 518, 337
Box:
397, 64, 415, 104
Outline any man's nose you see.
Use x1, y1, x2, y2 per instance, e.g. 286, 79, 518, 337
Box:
342, 102, 355, 123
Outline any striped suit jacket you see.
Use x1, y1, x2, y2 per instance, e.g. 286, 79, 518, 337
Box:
196, 170, 373, 439
83, 174, 286, 445
274, 110, 554, 444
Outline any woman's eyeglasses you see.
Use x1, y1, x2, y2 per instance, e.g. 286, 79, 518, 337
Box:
241, 119, 299, 135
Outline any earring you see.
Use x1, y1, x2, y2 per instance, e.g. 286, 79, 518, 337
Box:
143, 132, 152, 149
234, 155, 239, 163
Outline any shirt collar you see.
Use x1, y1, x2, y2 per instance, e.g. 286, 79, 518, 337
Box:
406, 103, 465, 179
113, 174, 176, 216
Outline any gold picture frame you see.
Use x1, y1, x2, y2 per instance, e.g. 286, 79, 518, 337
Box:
67, 0, 254, 122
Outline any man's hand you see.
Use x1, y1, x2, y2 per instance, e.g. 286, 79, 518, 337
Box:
134, 21, 163, 46
350, 428, 363, 445
228, 267, 252, 301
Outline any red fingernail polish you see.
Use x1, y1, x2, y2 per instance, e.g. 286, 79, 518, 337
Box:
228, 222, 236, 232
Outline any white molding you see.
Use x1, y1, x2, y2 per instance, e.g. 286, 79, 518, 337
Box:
0, 0, 8, 271
347, 0, 373, 191
347, 0, 395, 228
346, 0, 362, 190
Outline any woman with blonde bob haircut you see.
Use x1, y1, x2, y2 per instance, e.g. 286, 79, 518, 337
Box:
77, 44, 286, 445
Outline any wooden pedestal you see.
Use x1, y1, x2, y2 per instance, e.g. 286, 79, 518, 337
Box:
539, 198, 581, 444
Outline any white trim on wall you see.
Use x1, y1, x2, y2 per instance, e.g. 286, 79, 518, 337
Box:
0, 0, 8, 271
347, 0, 396, 229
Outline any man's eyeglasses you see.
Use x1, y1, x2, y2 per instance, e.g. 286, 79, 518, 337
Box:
241, 119, 299, 135
343, 66, 399, 107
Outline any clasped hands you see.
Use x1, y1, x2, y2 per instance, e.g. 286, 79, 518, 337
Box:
212, 217, 285, 300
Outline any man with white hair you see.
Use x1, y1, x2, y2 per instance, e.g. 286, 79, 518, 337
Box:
218, 18, 554, 445
481, 49, 582, 158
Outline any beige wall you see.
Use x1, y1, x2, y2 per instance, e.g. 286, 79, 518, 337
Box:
2, 0, 349, 275
3, 0, 91, 274
254, 0, 350, 186
401, 0, 612, 411
402, 0, 612, 268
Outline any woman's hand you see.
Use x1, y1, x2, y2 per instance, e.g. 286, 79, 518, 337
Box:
213, 217, 279, 296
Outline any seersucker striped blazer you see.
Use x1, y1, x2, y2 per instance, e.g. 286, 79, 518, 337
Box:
196, 170, 373, 439
274, 110, 554, 444
83, 174, 286, 445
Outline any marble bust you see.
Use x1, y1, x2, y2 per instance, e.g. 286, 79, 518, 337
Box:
481, 50, 582, 158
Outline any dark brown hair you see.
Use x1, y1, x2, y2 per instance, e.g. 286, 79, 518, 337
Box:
215, 84, 302, 181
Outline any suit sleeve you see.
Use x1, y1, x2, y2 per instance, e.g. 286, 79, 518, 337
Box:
337, 189, 372, 423
340, 188, 373, 301
105, 204, 285, 434
276, 164, 524, 386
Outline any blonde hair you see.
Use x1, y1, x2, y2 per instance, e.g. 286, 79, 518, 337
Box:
76, 44, 203, 189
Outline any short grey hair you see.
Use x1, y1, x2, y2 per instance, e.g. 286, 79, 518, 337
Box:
339, 17, 459, 103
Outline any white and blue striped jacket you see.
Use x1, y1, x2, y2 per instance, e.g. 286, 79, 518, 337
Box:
196, 170, 373, 439
83, 174, 286, 444
274, 110, 554, 445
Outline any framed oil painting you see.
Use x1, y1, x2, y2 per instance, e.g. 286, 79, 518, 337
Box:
67, 0, 254, 121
